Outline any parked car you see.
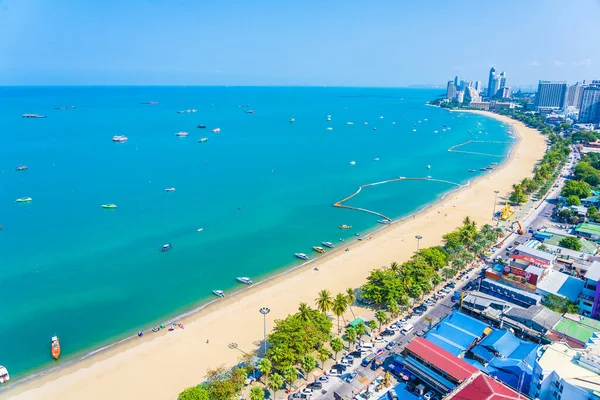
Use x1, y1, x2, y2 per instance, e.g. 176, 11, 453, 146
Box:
327, 369, 342, 376
381, 329, 395, 336
424, 391, 435, 400
373, 336, 386, 343
413, 309, 424, 316
343, 354, 355, 362
332, 364, 347, 372
506, 245, 514, 251
287, 394, 308, 400
386, 340, 398, 350
345, 372, 358, 383
339, 358, 352, 366
307, 382, 322, 390
317, 376, 330, 383
300, 388, 314, 396
415, 330, 425, 337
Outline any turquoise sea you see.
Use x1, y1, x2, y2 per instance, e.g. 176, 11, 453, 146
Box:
0, 87, 513, 381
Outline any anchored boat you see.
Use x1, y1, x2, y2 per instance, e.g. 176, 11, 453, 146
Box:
0, 366, 9, 383
295, 253, 309, 260
161, 244, 171, 252
213, 290, 225, 298
102, 204, 117, 209
236, 277, 253, 285
322, 241, 334, 248
15, 165, 28, 171
313, 246, 325, 254
51, 336, 61, 360
16, 197, 32, 203
339, 225, 352, 229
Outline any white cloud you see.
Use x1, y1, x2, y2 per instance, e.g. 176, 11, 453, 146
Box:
572, 58, 592, 67
553, 60, 566, 66
525, 61, 541, 67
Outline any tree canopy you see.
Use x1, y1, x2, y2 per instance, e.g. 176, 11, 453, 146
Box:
559, 236, 582, 251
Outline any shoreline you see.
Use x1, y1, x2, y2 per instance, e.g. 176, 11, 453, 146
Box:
4, 110, 546, 400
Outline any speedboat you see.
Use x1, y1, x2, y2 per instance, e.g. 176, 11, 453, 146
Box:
197, 228, 204, 232
199, 137, 208, 143
289, 118, 295, 123
378, 219, 391, 225
326, 127, 333, 131
355, 233, 361, 237
295, 253, 309, 260
379, 116, 384, 119
468, 169, 476, 172
112, 135, 128, 142
212, 128, 221, 133
141, 101, 158, 105
161, 244, 171, 252
197, 124, 206, 129
349, 161, 356, 165
15, 197, 32, 203
175, 131, 189, 137
151, 327, 159, 332
480, 168, 488, 171
322, 241, 334, 248
427, 165, 431, 169
102, 204, 117, 209
313, 246, 325, 254
15, 165, 28, 171
327, 115, 331, 121
346, 122, 353, 125
412, 129, 417, 132
0, 366, 9, 383
373, 157, 380, 161
22, 114, 47, 118
213, 290, 225, 298
339, 225, 352, 229
373, 127, 377, 130
51, 336, 61, 360
236, 277, 253, 285
245, 110, 255, 114
434, 130, 438, 133
364, 122, 369, 125
165, 187, 176, 192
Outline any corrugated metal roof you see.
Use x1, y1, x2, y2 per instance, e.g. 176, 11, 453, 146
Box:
446, 372, 523, 400
405, 338, 478, 382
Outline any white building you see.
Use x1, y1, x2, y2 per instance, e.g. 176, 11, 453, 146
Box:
530, 342, 600, 400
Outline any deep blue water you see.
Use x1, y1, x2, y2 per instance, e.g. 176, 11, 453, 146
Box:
0, 86, 513, 379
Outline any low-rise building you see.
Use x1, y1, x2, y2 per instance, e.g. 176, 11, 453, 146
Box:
480, 278, 542, 307
581, 261, 600, 317
469, 101, 491, 110
506, 305, 562, 333
424, 311, 491, 357
446, 371, 526, 400
536, 269, 584, 303
550, 314, 600, 347
574, 222, 600, 240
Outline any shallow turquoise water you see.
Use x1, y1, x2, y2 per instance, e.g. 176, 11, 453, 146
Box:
0, 87, 513, 379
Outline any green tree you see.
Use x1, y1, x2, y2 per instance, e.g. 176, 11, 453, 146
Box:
509, 183, 527, 204
417, 246, 449, 270
367, 320, 377, 336
441, 267, 455, 281
343, 327, 357, 350
297, 303, 312, 322
431, 274, 442, 289
249, 386, 265, 400
330, 337, 344, 361
387, 301, 401, 319
559, 236, 582, 251
345, 288, 357, 319
257, 359, 272, 385
267, 373, 284, 400
355, 322, 367, 340
317, 347, 329, 370
558, 208, 574, 222
408, 286, 422, 304
282, 366, 298, 390
178, 386, 210, 400
562, 180, 591, 199
315, 289, 333, 314
566, 195, 581, 206
375, 310, 388, 330
542, 294, 579, 314
204, 365, 246, 400
332, 293, 349, 333
301, 355, 317, 382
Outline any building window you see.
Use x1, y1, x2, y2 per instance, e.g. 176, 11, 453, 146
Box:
585, 282, 597, 291
537, 383, 542, 390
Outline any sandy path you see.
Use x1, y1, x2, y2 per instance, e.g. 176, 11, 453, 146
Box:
4, 110, 547, 400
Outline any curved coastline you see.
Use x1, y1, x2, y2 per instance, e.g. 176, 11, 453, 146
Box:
4, 110, 545, 400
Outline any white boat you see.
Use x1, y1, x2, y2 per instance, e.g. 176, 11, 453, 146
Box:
165, 187, 176, 192
327, 115, 331, 121
213, 290, 225, 298
364, 122, 368, 125
434, 130, 438, 133
326, 127, 333, 131
378, 219, 391, 225
199, 137, 208, 143
424, 118, 428, 121
236, 277, 253, 285
392, 122, 396, 125
379, 116, 384, 119
412, 129, 417, 132
418, 120, 422, 123
322, 241, 334, 248
197, 228, 204, 232
349, 161, 356, 165
295, 253, 309, 260
373, 158, 380, 161
175, 131, 189, 137
112, 135, 128, 142
16, 197, 32, 203
212, 128, 221, 133
346, 122, 354, 125
427, 165, 431, 169
0, 366, 9, 383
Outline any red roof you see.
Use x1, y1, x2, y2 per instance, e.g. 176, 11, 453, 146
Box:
405, 338, 477, 381
449, 373, 524, 400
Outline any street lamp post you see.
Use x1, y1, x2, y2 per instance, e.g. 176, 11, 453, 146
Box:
493, 190, 500, 220
259, 307, 270, 356
415, 235, 423, 253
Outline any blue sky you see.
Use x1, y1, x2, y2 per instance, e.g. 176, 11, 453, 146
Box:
0, 0, 598, 86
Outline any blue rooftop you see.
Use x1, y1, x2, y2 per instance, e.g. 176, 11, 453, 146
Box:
424, 311, 490, 357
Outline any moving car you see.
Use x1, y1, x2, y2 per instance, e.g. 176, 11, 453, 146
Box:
386, 340, 398, 350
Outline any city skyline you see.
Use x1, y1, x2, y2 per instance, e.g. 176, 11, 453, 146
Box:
0, 0, 598, 86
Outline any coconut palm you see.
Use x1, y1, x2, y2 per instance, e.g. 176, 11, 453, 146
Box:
332, 293, 349, 333
315, 289, 334, 314
343, 327, 357, 350
301, 355, 317, 382
257, 359, 272, 385
250, 386, 265, 400
463, 216, 477, 229
387, 301, 400, 319
267, 373, 284, 400
355, 321, 367, 340
330, 337, 344, 361
298, 302, 312, 321
282, 366, 298, 390
345, 288, 357, 319
317, 347, 330, 370
366, 320, 377, 337
389, 261, 401, 274
451, 257, 466, 271
441, 267, 455, 281
375, 310, 388, 330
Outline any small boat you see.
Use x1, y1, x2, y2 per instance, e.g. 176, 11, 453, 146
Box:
102, 204, 117, 209
112, 135, 128, 142
236, 277, 253, 285
364, 122, 369, 125
374, 157, 380, 161
22, 113, 47, 119
213, 290, 225, 298
378, 219, 391, 225
15, 165, 28, 171
15, 197, 32, 203
418, 120, 422, 123
392, 122, 396, 125
424, 118, 428, 121
327, 115, 332, 121
54, 106, 76, 110
175, 131, 189, 137
346, 122, 354, 125
165, 187, 176, 192
379, 116, 384, 119
480, 168, 488, 171
289, 118, 295, 123
339, 225, 352, 229
245, 110, 255, 114
138, 331, 143, 337
0, 366, 9, 383
141, 102, 158, 105
434, 130, 438, 133
197, 124, 206, 129
373, 127, 377, 131
199, 138, 208, 143
161, 244, 171, 252
212, 128, 221, 133
178, 323, 185, 329
197, 228, 204, 232
355, 233, 361, 237
427, 165, 431, 169
322, 241, 334, 248
168, 324, 175, 331
326, 127, 333, 131
151, 327, 159, 332
51, 336, 61, 360
412, 129, 417, 132
295, 253, 309, 260
468, 169, 476, 172
313, 246, 325, 254
349, 161, 356, 165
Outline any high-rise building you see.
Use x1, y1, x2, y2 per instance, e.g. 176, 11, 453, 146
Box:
456, 90, 464, 103
454, 76, 460, 87
499, 72, 507, 90
487, 67, 497, 97
474, 81, 481, 92
579, 85, 600, 124
501, 86, 511, 99
535, 81, 568, 110
446, 81, 457, 100
565, 82, 586, 109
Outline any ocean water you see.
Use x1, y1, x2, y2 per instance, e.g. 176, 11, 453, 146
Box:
0, 87, 513, 380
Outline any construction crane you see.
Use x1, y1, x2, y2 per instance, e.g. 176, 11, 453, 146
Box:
511, 220, 524, 235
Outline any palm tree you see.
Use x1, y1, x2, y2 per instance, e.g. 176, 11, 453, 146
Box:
250, 385, 265, 400
398, 271, 413, 292
315, 289, 334, 314
330, 337, 344, 361
355, 322, 367, 341
441, 267, 455, 281
452, 257, 466, 271
345, 288, 357, 319
282, 366, 298, 390
389, 261, 401, 274
344, 327, 357, 350
387, 301, 400, 319
267, 373, 284, 400
366, 320, 377, 337
375, 310, 388, 330
332, 293, 349, 333
257, 359, 272, 385
463, 216, 477, 229
298, 303, 312, 321
301, 355, 317, 382
317, 347, 330, 370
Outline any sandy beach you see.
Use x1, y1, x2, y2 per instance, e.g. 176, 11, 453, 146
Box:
4, 110, 547, 400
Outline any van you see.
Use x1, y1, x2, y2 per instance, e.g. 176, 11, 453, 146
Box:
400, 324, 414, 335
359, 342, 375, 350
